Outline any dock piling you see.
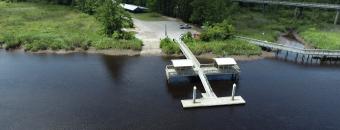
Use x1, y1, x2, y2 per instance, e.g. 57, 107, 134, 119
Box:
193, 86, 197, 103
232, 84, 236, 100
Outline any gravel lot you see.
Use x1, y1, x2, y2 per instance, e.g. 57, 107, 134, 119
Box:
133, 18, 198, 55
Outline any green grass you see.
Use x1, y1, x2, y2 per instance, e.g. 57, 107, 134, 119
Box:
160, 37, 261, 56
300, 28, 340, 50
0, 1, 142, 51
130, 12, 167, 21
160, 38, 181, 54
230, 6, 340, 50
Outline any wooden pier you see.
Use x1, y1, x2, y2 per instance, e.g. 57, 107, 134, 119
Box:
165, 40, 245, 108
236, 36, 340, 63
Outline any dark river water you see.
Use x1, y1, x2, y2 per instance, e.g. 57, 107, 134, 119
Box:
1, 50, 340, 130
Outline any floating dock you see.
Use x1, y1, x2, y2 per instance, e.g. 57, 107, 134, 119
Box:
181, 96, 245, 108
165, 40, 246, 108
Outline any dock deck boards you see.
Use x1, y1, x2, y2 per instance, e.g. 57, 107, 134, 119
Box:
181, 96, 246, 108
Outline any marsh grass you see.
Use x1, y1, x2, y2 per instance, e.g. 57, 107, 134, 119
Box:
231, 6, 340, 48
160, 37, 261, 56
0, 2, 142, 51
301, 28, 340, 50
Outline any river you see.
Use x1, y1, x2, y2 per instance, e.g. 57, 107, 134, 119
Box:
1, 50, 340, 130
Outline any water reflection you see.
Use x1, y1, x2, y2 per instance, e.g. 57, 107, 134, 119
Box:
1, 50, 340, 129
101, 55, 129, 83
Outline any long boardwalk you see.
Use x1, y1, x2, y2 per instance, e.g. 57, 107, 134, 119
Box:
236, 36, 340, 59
233, 0, 340, 24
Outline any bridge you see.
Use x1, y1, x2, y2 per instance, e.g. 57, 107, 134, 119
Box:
236, 36, 340, 60
233, 0, 340, 24
165, 40, 245, 108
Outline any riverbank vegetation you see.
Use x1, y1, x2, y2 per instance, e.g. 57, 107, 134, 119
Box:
125, 0, 340, 50
0, 0, 142, 52
161, 22, 261, 56
130, 12, 167, 21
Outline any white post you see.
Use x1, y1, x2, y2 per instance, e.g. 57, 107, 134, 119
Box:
232, 83, 236, 100
164, 24, 168, 37
335, 10, 339, 25
193, 86, 197, 103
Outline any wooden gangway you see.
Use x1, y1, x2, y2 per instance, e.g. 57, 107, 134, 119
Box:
233, 0, 340, 10
236, 36, 340, 58
165, 40, 245, 108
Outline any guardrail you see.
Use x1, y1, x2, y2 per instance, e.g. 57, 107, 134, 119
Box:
166, 64, 240, 76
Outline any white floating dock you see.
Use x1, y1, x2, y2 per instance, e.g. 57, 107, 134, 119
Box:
181, 96, 246, 108
166, 39, 245, 108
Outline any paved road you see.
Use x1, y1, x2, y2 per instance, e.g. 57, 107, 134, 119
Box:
133, 18, 198, 55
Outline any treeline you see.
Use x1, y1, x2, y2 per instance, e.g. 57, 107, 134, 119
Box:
285, 0, 340, 4
3, 0, 75, 5
123, 0, 340, 25
121, 0, 236, 25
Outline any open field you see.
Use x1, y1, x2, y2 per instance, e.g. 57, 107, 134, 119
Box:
0, 2, 142, 52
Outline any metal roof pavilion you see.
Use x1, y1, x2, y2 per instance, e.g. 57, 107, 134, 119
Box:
171, 59, 194, 68
213, 58, 237, 66
120, 3, 148, 12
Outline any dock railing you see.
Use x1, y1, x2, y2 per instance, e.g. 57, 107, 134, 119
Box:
236, 36, 340, 57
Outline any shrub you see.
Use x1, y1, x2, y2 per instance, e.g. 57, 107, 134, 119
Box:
201, 20, 235, 41
66, 36, 90, 50
28, 39, 49, 52
160, 37, 181, 54
185, 39, 261, 56
181, 32, 194, 43
93, 37, 142, 50
112, 31, 135, 40
2, 33, 20, 50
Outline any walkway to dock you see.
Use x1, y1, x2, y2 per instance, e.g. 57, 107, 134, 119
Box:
236, 36, 340, 59
165, 39, 245, 108
233, 0, 340, 24
177, 40, 216, 98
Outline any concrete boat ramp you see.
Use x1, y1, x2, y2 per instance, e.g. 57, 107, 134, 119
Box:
165, 39, 246, 108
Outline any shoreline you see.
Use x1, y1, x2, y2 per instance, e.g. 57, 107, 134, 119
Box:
0, 47, 272, 61
281, 31, 314, 49
159, 51, 274, 61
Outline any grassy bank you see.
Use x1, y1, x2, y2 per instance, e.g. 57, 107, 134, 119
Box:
229, 5, 340, 50
160, 37, 261, 56
300, 27, 340, 50
130, 12, 167, 21
0, 2, 142, 52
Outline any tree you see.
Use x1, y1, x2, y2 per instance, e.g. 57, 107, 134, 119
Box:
201, 20, 235, 41
96, 0, 132, 36
75, 0, 100, 14
190, 0, 234, 25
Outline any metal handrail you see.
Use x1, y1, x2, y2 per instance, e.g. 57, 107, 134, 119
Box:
236, 35, 340, 56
